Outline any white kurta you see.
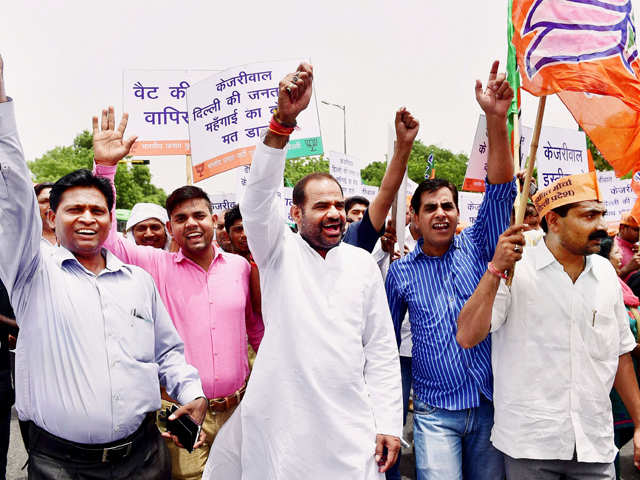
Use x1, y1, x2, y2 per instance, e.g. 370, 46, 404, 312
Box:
204, 140, 402, 480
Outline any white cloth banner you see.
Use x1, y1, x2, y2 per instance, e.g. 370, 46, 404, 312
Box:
123, 69, 217, 156
187, 59, 323, 182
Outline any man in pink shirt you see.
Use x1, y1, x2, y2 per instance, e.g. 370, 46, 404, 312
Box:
91, 107, 264, 480
616, 213, 640, 282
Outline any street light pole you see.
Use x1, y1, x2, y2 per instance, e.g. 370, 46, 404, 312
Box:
321, 100, 347, 154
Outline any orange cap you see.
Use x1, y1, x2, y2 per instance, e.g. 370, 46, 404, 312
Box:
532, 172, 602, 219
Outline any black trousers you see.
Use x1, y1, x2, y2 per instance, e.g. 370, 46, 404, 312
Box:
25, 416, 171, 480
0, 369, 14, 479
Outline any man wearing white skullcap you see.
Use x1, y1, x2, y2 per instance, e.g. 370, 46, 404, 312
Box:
125, 203, 170, 250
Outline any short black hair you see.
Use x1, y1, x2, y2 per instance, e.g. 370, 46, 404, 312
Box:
411, 178, 458, 214
49, 169, 114, 213
540, 203, 575, 233
293, 172, 343, 207
34, 182, 54, 197
166, 186, 212, 217
224, 204, 242, 233
597, 236, 613, 260
524, 203, 538, 217
345, 196, 369, 214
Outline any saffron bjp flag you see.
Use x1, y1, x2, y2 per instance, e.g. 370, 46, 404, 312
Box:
512, 0, 640, 176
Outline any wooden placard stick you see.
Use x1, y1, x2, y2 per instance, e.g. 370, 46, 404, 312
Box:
507, 95, 547, 286
186, 154, 193, 185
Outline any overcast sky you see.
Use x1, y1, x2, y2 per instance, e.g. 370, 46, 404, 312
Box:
3, 0, 595, 194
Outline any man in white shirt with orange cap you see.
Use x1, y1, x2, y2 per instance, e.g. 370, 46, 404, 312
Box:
456, 172, 640, 479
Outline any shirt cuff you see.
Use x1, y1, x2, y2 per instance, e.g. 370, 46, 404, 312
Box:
484, 177, 517, 200
94, 163, 117, 178
176, 383, 206, 405
0, 98, 16, 135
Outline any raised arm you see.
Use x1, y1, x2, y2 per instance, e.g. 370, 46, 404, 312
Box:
367, 109, 419, 231
475, 61, 514, 185
456, 225, 525, 348
0, 55, 42, 299
242, 63, 313, 267
91, 107, 166, 272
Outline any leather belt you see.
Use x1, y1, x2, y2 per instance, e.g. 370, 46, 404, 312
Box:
209, 385, 246, 413
26, 412, 155, 464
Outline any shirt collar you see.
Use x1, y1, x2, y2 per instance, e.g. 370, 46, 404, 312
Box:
414, 235, 459, 259
533, 238, 596, 278
54, 246, 132, 276
173, 244, 223, 265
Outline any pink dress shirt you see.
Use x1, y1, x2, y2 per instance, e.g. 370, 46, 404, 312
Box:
95, 164, 263, 399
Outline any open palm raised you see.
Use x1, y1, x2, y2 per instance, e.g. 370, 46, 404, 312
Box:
92, 106, 138, 166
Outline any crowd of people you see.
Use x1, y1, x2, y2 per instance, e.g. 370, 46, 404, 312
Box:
1, 55, 640, 480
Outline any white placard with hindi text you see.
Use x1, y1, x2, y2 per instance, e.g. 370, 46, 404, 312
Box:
463, 114, 535, 192
207, 192, 237, 215
458, 191, 484, 225
359, 184, 379, 202
536, 127, 589, 189
187, 59, 323, 182
597, 170, 636, 224
123, 69, 218, 156
327, 151, 362, 197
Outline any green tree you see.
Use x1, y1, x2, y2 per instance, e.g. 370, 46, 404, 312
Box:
284, 155, 328, 186
28, 130, 167, 209
360, 140, 469, 189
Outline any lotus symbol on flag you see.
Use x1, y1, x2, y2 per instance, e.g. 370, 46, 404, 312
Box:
522, 0, 639, 79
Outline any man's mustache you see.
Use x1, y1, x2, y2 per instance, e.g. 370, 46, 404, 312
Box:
588, 230, 609, 241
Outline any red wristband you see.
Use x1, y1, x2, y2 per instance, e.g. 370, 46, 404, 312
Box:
487, 262, 508, 280
269, 115, 295, 136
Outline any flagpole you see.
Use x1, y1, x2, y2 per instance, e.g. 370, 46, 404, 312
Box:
507, 95, 546, 286
512, 112, 521, 208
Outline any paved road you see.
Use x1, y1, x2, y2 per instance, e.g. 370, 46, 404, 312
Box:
5, 408, 640, 479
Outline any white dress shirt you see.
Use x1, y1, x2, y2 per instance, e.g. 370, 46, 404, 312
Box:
205, 140, 402, 480
0, 99, 204, 444
490, 240, 636, 463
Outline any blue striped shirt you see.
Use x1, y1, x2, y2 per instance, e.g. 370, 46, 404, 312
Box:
385, 180, 516, 410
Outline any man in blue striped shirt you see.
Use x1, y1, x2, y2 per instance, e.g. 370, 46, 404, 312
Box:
385, 61, 516, 480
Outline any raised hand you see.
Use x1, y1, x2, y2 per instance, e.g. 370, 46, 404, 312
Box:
92, 106, 138, 166
276, 63, 313, 125
475, 60, 514, 119
395, 107, 419, 147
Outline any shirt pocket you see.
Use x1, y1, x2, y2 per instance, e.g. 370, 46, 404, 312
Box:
122, 312, 155, 362
583, 313, 619, 362
0, 164, 9, 199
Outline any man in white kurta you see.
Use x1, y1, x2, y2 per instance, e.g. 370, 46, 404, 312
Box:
204, 64, 402, 480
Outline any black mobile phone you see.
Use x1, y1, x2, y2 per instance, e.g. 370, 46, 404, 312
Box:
165, 405, 201, 453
